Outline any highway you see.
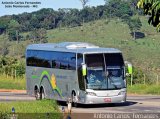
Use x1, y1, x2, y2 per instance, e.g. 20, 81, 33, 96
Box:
0, 92, 160, 114
59, 95, 160, 113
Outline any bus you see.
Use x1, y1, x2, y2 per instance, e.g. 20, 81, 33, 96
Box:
26, 42, 127, 105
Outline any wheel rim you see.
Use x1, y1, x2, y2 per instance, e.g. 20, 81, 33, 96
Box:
72, 94, 76, 102
35, 90, 39, 99
72, 94, 78, 107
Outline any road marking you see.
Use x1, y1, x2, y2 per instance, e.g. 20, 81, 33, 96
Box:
144, 110, 151, 112
131, 109, 139, 111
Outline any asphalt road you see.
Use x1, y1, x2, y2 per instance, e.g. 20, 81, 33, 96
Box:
58, 95, 160, 113
0, 92, 160, 114
0, 92, 35, 102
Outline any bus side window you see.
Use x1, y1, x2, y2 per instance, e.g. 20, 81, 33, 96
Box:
51, 52, 60, 69
37, 51, 52, 68
26, 50, 38, 66
68, 53, 76, 70
51, 52, 76, 70
52, 60, 57, 68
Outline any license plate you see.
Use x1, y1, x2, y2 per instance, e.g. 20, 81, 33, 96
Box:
104, 98, 111, 102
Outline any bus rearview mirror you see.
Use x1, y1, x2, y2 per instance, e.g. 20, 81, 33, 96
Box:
82, 64, 87, 76
125, 61, 133, 75
128, 64, 132, 75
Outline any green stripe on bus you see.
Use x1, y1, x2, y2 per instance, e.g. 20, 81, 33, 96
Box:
31, 75, 38, 79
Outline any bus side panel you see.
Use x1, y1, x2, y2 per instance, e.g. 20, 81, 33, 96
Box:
40, 76, 54, 99
26, 67, 79, 101
51, 69, 78, 101
26, 67, 39, 96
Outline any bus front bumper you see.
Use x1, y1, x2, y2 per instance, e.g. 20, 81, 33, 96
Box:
83, 94, 126, 104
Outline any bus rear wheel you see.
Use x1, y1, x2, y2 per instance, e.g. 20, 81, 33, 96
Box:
40, 88, 45, 100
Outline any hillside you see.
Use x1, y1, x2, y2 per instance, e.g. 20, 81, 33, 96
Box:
47, 17, 160, 74
0, 17, 160, 82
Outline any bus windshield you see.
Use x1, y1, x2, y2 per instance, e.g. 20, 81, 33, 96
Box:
85, 53, 125, 90
86, 68, 106, 89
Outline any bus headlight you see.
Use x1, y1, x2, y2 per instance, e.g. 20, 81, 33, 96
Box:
86, 92, 97, 96
118, 91, 126, 95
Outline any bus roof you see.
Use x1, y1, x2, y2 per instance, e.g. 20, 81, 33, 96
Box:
26, 42, 122, 54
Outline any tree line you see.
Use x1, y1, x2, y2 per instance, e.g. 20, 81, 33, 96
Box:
0, 0, 159, 42
0, 0, 144, 42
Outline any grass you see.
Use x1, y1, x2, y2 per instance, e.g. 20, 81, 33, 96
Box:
0, 74, 26, 90
127, 84, 160, 95
0, 100, 62, 119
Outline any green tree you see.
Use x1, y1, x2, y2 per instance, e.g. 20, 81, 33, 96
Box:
14, 43, 25, 57
30, 15, 40, 29
128, 16, 142, 40
8, 19, 20, 30
62, 8, 81, 27
7, 19, 21, 43
0, 36, 10, 56
30, 29, 39, 43
0, 16, 11, 34
15, 12, 31, 32
38, 28, 48, 43
104, 0, 133, 19
0, 56, 25, 77
30, 28, 47, 43
79, 0, 89, 8
137, 0, 160, 31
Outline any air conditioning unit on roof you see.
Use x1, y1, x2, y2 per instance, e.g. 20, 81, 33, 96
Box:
66, 43, 99, 49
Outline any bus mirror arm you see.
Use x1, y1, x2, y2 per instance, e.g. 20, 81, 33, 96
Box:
82, 63, 87, 76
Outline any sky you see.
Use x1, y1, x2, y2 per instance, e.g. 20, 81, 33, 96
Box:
0, 0, 105, 16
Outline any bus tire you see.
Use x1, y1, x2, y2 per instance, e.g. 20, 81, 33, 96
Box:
72, 92, 78, 107
34, 86, 40, 100
40, 87, 45, 100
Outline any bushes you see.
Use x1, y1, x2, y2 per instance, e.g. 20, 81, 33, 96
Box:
126, 66, 159, 85
128, 84, 160, 94
0, 56, 25, 77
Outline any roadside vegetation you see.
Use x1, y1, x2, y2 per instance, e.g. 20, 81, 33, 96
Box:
0, 74, 25, 90
128, 84, 160, 95
0, 100, 62, 119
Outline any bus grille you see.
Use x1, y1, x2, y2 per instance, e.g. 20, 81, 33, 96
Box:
96, 91, 119, 97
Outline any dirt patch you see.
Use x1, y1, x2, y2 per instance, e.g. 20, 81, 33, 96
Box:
0, 89, 26, 93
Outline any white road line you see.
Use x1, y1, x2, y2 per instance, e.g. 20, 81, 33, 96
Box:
131, 109, 139, 111
144, 110, 151, 112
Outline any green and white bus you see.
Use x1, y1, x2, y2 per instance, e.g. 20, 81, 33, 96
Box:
26, 42, 126, 104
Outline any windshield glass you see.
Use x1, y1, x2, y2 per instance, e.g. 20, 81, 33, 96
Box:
86, 68, 106, 89
107, 66, 125, 89
85, 53, 125, 90
86, 67, 125, 90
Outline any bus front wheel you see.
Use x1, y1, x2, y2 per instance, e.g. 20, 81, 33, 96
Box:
72, 92, 78, 107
